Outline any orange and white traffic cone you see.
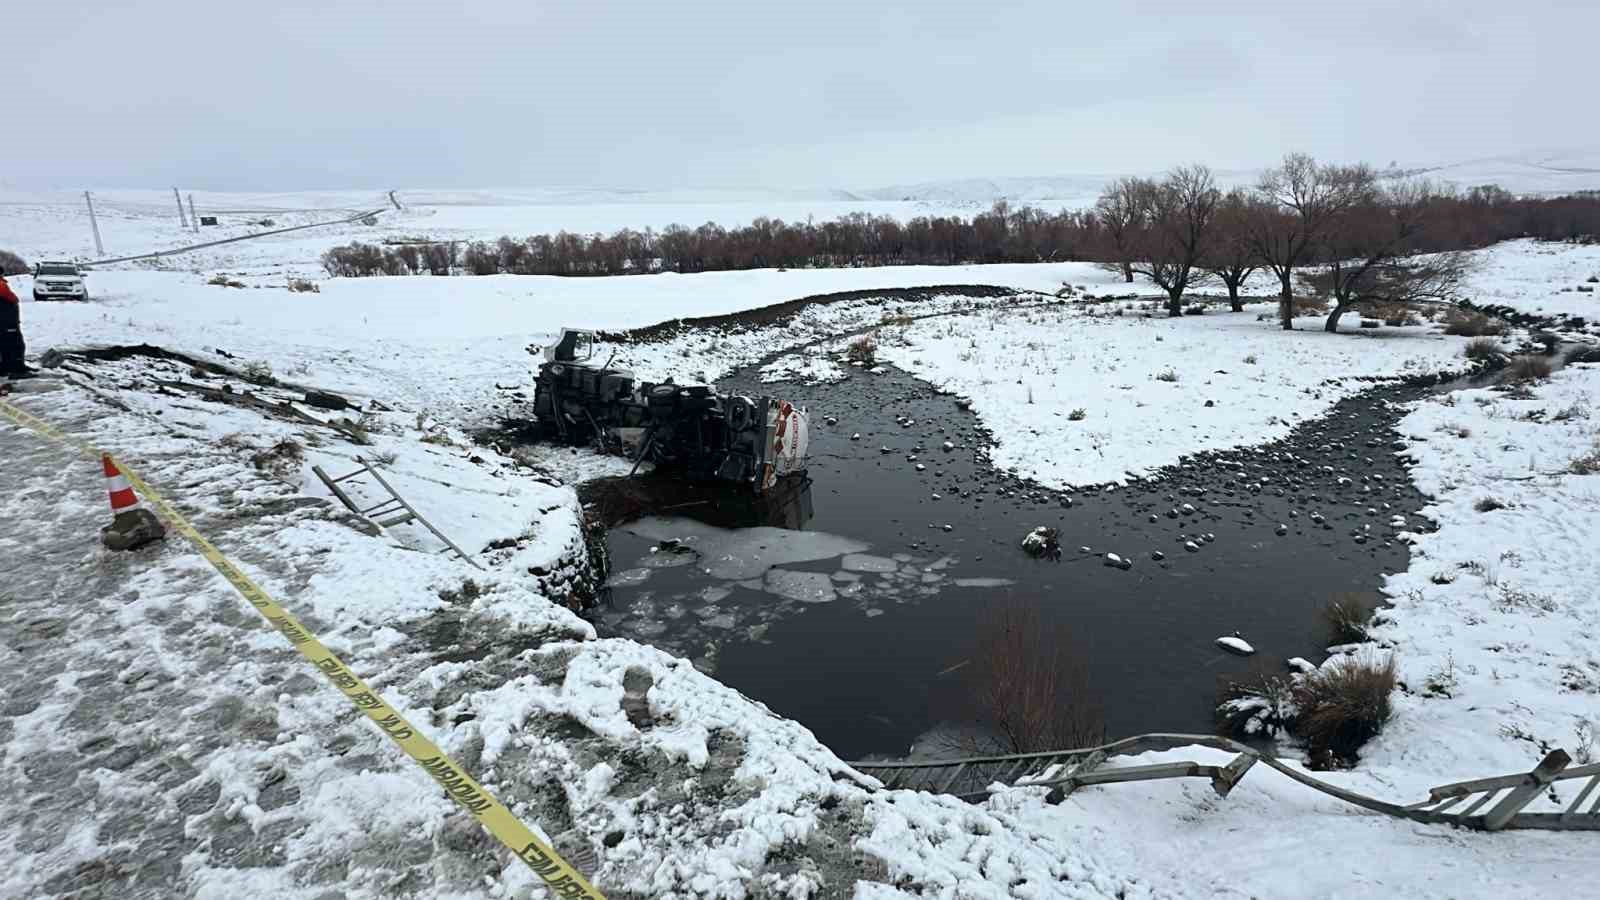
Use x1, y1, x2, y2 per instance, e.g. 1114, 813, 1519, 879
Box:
99, 454, 166, 551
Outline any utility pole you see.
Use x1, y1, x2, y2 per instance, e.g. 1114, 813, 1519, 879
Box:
188, 194, 200, 232
173, 187, 189, 228
84, 191, 105, 256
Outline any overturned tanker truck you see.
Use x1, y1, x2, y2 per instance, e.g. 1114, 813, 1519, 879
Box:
530, 329, 810, 492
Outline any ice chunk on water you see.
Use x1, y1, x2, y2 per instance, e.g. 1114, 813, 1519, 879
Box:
699, 585, 733, 604
764, 569, 837, 604
953, 577, 1015, 588
624, 516, 868, 581
606, 568, 652, 588
841, 553, 899, 573
702, 613, 738, 630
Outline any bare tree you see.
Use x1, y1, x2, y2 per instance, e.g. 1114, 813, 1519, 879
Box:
1249, 154, 1378, 330
964, 602, 1105, 754
1094, 177, 1147, 283
0, 249, 28, 277
1303, 181, 1474, 331
1130, 165, 1221, 316
1201, 189, 1262, 312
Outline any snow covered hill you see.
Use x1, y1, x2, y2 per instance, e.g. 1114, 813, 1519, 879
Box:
1406, 148, 1600, 197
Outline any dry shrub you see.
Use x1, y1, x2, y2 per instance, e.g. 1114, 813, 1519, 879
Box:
1443, 309, 1507, 336
1324, 593, 1374, 644
1570, 444, 1600, 475
1216, 664, 1296, 739
1463, 337, 1501, 361
1567, 345, 1600, 365
287, 277, 320, 293
1291, 296, 1328, 315
250, 439, 304, 481
846, 334, 878, 366
1367, 301, 1419, 325
1292, 653, 1397, 765
207, 274, 246, 288
1507, 354, 1553, 382
964, 602, 1105, 753
1473, 496, 1507, 512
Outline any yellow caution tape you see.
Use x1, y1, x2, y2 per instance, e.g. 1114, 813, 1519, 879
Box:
0, 397, 604, 899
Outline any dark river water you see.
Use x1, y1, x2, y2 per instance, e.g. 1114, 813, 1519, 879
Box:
586, 355, 1462, 760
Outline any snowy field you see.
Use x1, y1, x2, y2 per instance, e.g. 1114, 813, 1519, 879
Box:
3, 187, 1600, 897
1459, 238, 1600, 320
0, 187, 965, 274
874, 304, 1466, 487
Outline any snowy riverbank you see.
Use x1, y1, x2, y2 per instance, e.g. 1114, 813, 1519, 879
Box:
2, 233, 1598, 897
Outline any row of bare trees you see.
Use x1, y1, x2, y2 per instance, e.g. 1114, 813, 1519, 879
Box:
324, 165, 1600, 325
1096, 155, 1496, 331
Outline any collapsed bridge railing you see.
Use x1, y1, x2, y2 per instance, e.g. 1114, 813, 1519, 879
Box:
848, 734, 1600, 832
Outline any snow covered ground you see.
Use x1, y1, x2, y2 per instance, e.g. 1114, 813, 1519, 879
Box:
1457, 238, 1600, 322
871, 302, 1468, 487
4, 191, 1600, 898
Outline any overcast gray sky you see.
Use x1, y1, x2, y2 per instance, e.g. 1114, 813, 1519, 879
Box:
7, 0, 1593, 191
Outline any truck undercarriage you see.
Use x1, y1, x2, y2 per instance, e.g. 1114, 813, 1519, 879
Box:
530, 330, 809, 492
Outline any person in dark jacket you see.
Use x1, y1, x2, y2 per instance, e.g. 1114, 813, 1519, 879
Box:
0, 274, 34, 378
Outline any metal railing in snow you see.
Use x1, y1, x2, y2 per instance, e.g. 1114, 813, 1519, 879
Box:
848, 735, 1600, 832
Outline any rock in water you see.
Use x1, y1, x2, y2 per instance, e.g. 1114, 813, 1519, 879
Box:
1215, 632, 1255, 655
1103, 552, 1132, 570
1020, 526, 1061, 559
1286, 657, 1316, 674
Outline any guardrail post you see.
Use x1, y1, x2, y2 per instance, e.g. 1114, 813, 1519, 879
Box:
1483, 750, 1570, 831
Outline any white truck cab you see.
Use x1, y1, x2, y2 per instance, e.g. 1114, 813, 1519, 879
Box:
33, 261, 89, 301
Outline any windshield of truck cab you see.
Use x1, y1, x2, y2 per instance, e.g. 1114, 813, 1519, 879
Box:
37, 265, 79, 276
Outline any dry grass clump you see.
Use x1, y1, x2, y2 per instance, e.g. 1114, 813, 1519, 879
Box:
1463, 337, 1501, 361
1293, 653, 1397, 765
250, 439, 304, 481
1324, 593, 1374, 644
1215, 664, 1295, 739
1506, 354, 1553, 382
846, 334, 878, 366
1443, 309, 1507, 336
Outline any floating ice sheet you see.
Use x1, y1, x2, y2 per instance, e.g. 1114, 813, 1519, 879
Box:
624, 516, 868, 581
841, 553, 899, 573
606, 568, 653, 588
953, 577, 1015, 588
764, 569, 837, 604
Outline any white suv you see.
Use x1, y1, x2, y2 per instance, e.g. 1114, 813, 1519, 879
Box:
33, 261, 89, 301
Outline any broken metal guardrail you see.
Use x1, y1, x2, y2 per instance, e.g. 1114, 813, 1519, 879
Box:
849, 734, 1599, 832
